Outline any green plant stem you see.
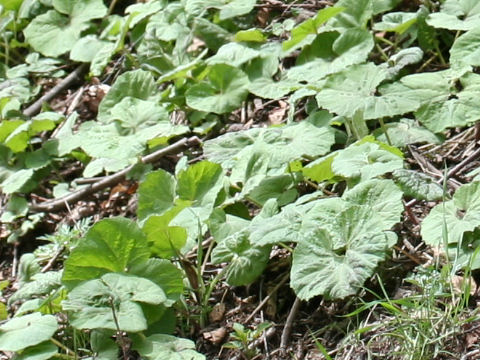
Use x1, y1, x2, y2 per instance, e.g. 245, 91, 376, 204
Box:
376, 35, 395, 48
378, 118, 392, 146
110, 298, 129, 360
375, 43, 389, 62
278, 242, 294, 253
52, 354, 77, 360
50, 338, 77, 358
435, 43, 447, 66
108, 0, 119, 15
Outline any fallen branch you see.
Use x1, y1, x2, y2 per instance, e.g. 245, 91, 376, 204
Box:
30, 136, 201, 213
446, 145, 480, 178
280, 296, 302, 353
23, 63, 88, 117
245, 273, 290, 324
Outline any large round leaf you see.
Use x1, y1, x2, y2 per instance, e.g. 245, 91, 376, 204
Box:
426, 0, 480, 31
315, 63, 420, 120
132, 334, 205, 360
23, 10, 82, 57
421, 182, 480, 246
211, 230, 271, 286
63, 273, 167, 332
291, 205, 397, 300
62, 218, 150, 289
186, 64, 249, 114
0, 313, 57, 352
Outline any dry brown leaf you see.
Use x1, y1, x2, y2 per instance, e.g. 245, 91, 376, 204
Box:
268, 101, 288, 125
187, 38, 206, 52
256, 7, 270, 27
203, 327, 227, 344
451, 275, 477, 296
209, 302, 226, 323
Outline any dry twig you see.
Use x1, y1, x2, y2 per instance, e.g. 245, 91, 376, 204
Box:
30, 136, 201, 212
23, 64, 88, 117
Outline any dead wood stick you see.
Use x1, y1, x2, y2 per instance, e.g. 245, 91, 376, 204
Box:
245, 273, 290, 324
280, 296, 301, 352
23, 63, 88, 117
446, 146, 480, 178
30, 136, 201, 213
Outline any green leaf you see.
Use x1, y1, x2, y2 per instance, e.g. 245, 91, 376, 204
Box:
132, 334, 205, 360
126, 0, 165, 28
14, 341, 58, 360
24, 0, 106, 57
8, 271, 62, 306
0, 119, 24, 142
176, 161, 224, 207
207, 43, 261, 67
303, 154, 337, 183
0, 195, 28, 222
331, 142, 403, 181
171, 162, 226, 250
184, 0, 256, 20
373, 11, 418, 34
450, 27, 480, 69
204, 121, 335, 183
186, 64, 249, 114
427, 0, 480, 30
129, 258, 184, 306
24, 10, 83, 57
208, 209, 250, 243
90, 330, 118, 360
143, 216, 187, 258
316, 63, 420, 119
392, 169, 444, 201
0, 78, 32, 104
137, 169, 176, 221
1, 0, 23, 11
109, 97, 170, 130
343, 179, 404, 229
385, 47, 423, 78
291, 205, 397, 300
62, 218, 150, 289
98, 69, 157, 122
235, 29, 266, 42
421, 182, 480, 246
249, 200, 307, 246
0, 313, 57, 352
63, 273, 167, 332
211, 230, 271, 286
74, 122, 144, 160
287, 29, 373, 83
372, 0, 402, 14
52, 0, 107, 22
89, 42, 116, 76
373, 118, 442, 147
412, 71, 480, 132
1, 169, 34, 194
246, 174, 298, 206
217, 0, 256, 20
137, 162, 225, 252
70, 35, 112, 63
145, 3, 189, 42
282, 6, 345, 51
328, 0, 373, 29
291, 200, 396, 300
193, 17, 231, 51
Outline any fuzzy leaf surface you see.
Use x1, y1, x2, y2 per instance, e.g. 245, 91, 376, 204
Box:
62, 218, 150, 289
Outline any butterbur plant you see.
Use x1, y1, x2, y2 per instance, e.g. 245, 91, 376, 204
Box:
0, 217, 204, 359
